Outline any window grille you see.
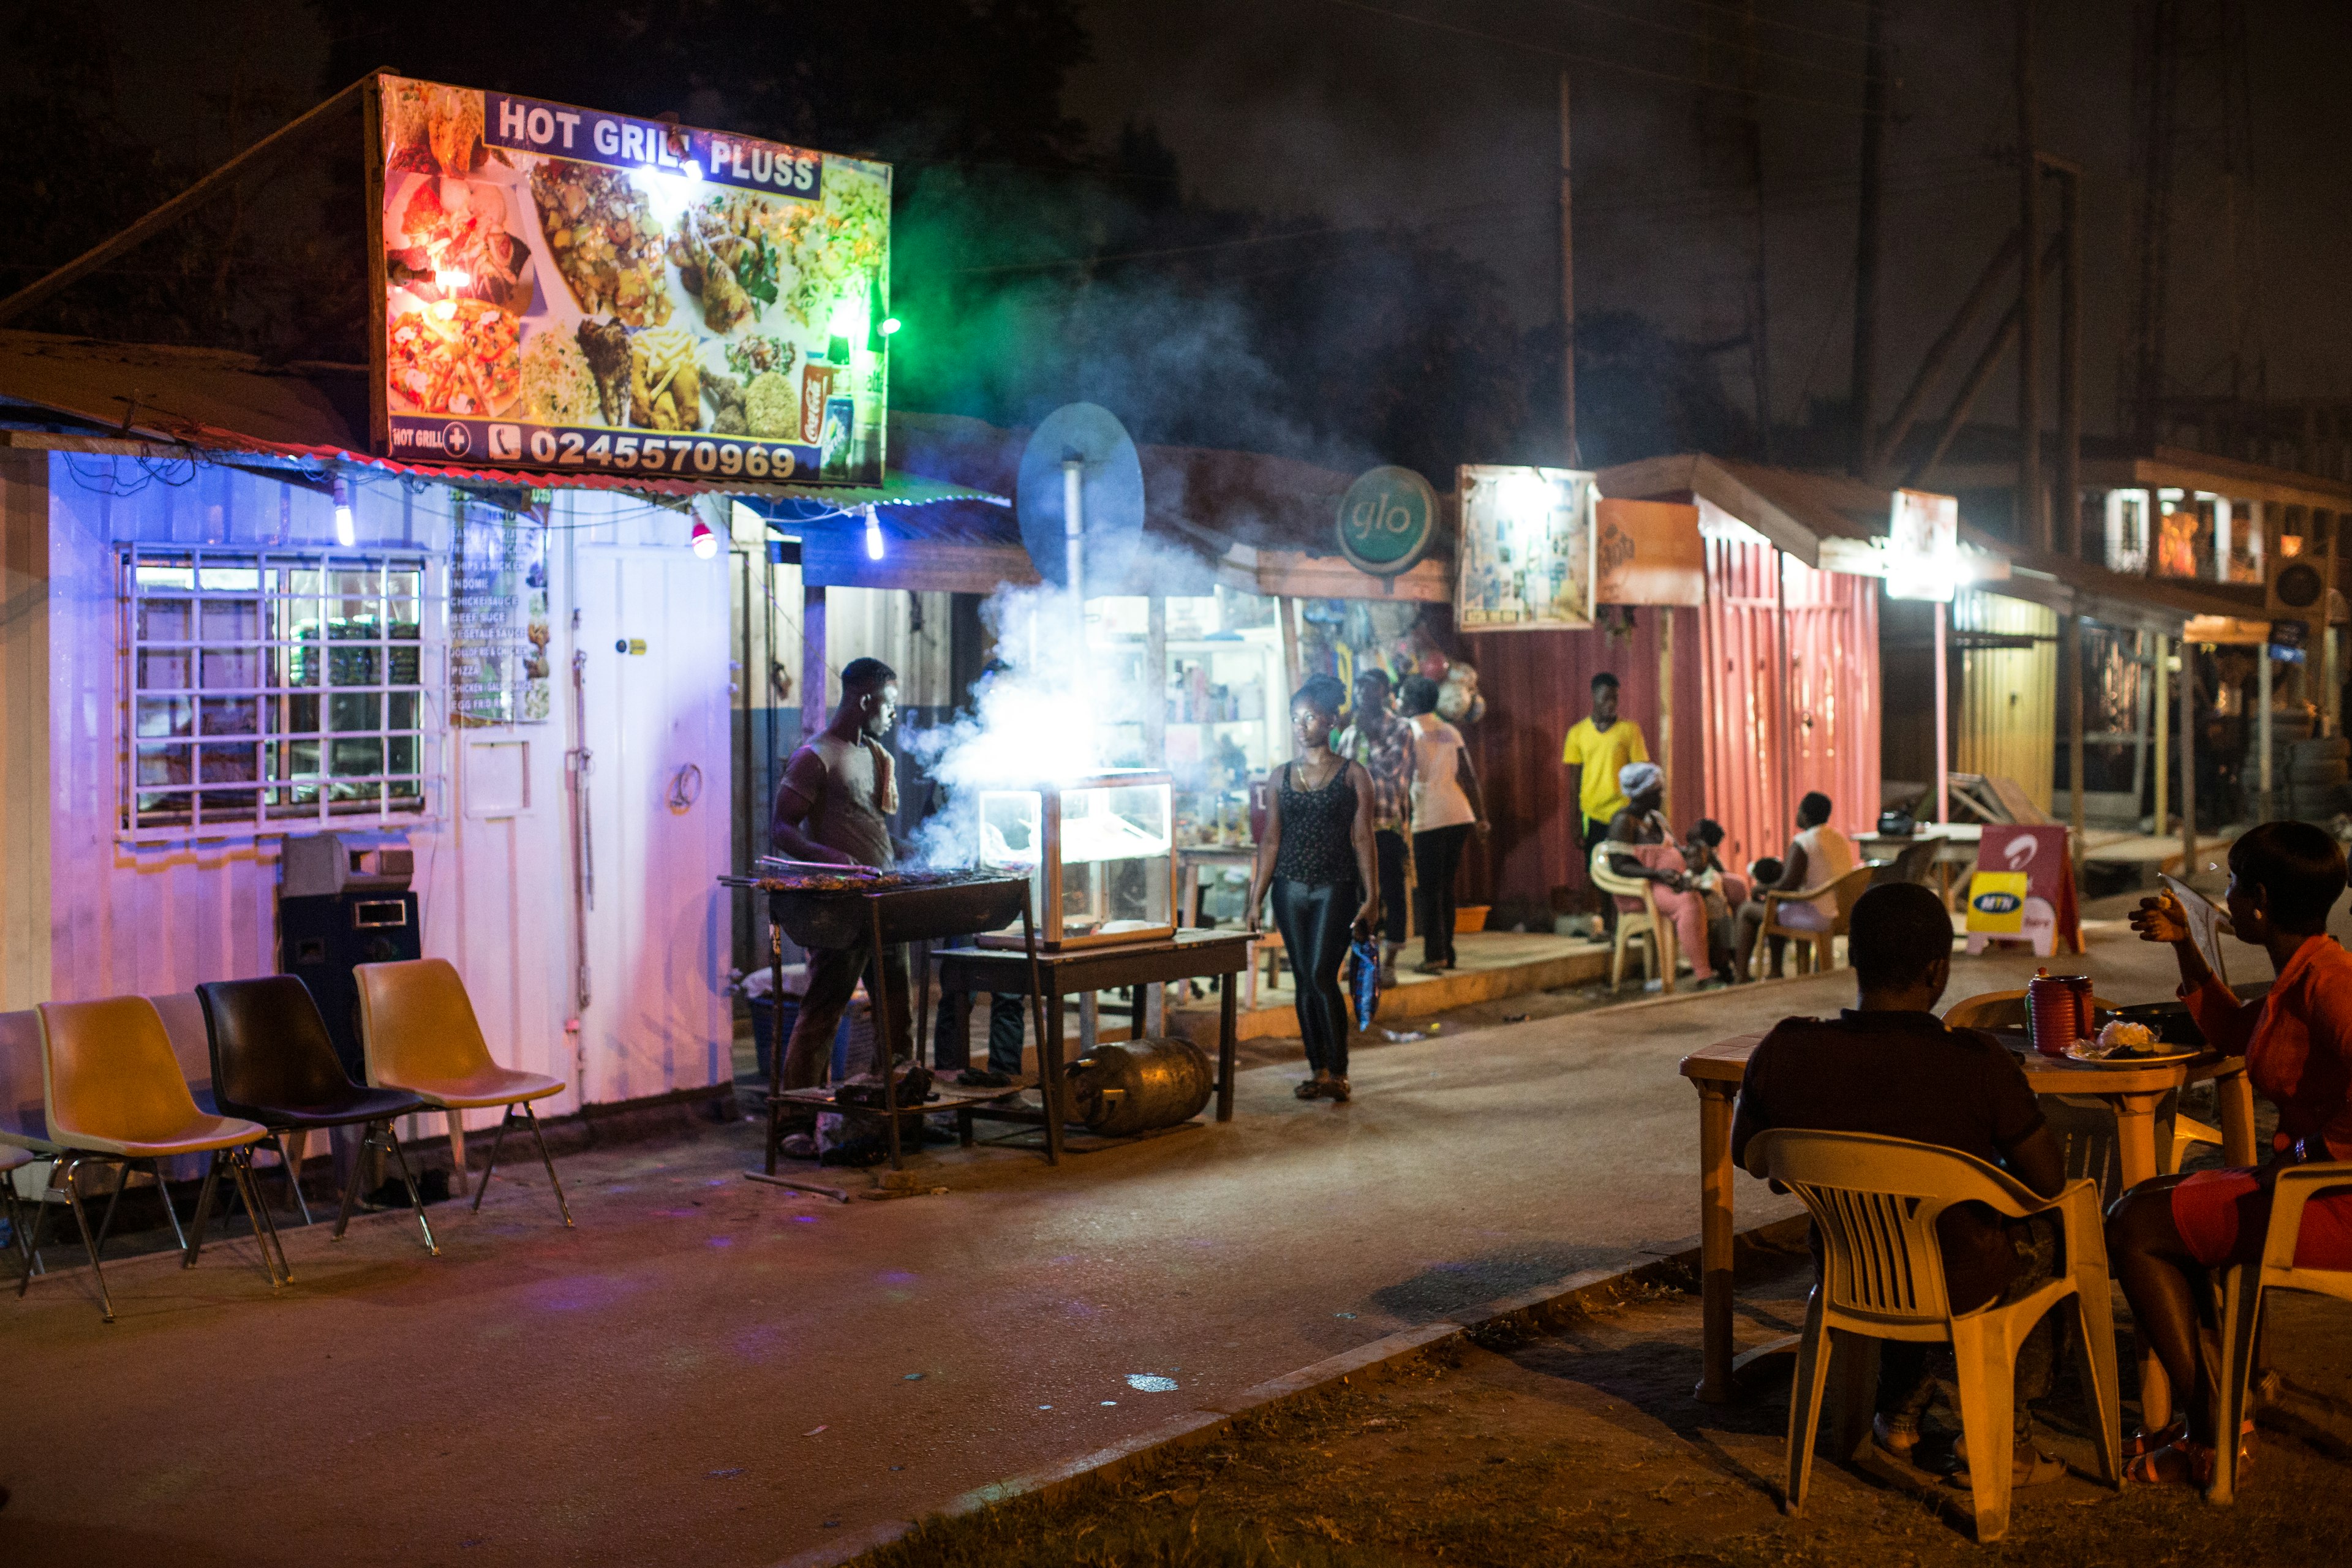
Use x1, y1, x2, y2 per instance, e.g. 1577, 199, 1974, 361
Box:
121, 546, 441, 839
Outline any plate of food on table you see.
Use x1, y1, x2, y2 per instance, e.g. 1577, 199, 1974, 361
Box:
2063, 1019, 2203, 1066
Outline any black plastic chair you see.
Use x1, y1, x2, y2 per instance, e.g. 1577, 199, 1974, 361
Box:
195, 977, 439, 1254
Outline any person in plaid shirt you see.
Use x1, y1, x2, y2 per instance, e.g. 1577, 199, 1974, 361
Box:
1335, 668, 1415, 983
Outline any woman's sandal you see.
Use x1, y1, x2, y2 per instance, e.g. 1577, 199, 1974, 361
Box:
1294, 1077, 1327, 1101
1325, 1077, 1351, 1104
2123, 1417, 2188, 1458
2124, 1425, 2255, 1487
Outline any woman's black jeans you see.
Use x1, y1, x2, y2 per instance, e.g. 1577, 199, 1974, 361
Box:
1412, 823, 1472, 965
1272, 876, 1357, 1077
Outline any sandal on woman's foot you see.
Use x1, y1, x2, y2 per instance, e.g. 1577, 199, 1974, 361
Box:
2124, 1438, 2215, 1487
1294, 1077, 1327, 1101
2123, 1417, 2188, 1459
1325, 1077, 1351, 1104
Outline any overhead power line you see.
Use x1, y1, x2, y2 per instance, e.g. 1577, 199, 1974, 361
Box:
1550, 0, 1885, 83
1316, 0, 1869, 118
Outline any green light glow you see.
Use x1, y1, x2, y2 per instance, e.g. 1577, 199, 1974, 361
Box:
880, 317, 902, 336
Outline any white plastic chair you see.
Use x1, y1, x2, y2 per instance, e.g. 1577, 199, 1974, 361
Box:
1589, 841, 1675, 994
1744, 1128, 2122, 1542
2208, 1159, 2352, 1504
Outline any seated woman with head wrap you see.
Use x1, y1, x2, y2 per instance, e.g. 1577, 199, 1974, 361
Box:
1602, 762, 1722, 985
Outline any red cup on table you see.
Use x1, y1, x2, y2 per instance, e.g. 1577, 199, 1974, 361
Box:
2027, 970, 2086, 1057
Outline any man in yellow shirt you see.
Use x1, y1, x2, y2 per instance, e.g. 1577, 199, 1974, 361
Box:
1561, 673, 1649, 929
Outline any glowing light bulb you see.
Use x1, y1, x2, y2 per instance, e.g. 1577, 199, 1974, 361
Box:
690, 516, 719, 559
434, 267, 472, 291
879, 317, 902, 336
864, 507, 885, 561
331, 476, 355, 546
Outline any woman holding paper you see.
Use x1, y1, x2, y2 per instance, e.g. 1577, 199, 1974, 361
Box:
2109, 821, 2352, 1485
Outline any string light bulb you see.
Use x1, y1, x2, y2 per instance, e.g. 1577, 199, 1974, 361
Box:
864, 505, 885, 561
331, 475, 355, 546
689, 514, 719, 559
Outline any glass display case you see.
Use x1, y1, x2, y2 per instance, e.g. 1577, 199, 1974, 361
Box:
976, 770, 1177, 949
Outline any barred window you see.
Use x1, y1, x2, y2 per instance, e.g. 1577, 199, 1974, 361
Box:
123, 546, 441, 839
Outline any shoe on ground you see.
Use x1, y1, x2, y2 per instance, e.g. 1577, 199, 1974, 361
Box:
780, 1132, 820, 1161
1325, 1077, 1351, 1104
1947, 1438, 2067, 1490
1294, 1077, 1327, 1100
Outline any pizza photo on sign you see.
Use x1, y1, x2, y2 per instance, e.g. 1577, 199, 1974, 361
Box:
371, 74, 892, 483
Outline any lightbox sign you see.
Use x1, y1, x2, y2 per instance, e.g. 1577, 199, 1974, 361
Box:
1455, 466, 1596, 629
1885, 488, 1960, 601
1335, 466, 1438, 578
367, 74, 889, 485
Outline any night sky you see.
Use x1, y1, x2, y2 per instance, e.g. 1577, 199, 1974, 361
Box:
65, 1, 2352, 441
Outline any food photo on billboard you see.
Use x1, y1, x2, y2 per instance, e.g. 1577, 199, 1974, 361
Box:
368, 73, 889, 486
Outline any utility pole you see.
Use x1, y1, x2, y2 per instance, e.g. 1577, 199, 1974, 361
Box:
2016, 0, 2045, 550
1741, 1, 1773, 462
1849, 2, 1891, 477
1559, 69, 1579, 467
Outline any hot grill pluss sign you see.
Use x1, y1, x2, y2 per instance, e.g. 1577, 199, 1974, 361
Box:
366, 74, 889, 484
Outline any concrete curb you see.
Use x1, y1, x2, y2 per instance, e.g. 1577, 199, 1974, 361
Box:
777, 1211, 1813, 1568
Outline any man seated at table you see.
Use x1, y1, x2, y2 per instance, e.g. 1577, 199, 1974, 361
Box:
1732, 881, 2070, 1487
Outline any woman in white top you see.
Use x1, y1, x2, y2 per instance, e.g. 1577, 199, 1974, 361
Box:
1399, 675, 1488, 971
1731, 790, 1855, 981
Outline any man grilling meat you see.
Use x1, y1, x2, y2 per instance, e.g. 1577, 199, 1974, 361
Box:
770, 657, 910, 1163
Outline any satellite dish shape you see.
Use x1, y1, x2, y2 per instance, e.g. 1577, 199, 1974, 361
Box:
1017, 402, 1145, 594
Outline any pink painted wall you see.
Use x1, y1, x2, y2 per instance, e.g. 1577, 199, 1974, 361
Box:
1698, 540, 1882, 876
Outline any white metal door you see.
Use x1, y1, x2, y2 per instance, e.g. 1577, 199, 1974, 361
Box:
574, 546, 731, 1104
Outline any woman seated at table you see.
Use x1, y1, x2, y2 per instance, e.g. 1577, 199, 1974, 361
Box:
2112, 820, 2352, 1485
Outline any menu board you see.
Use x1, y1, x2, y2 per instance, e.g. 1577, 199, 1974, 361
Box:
1454, 465, 1596, 630
369, 74, 888, 486
450, 499, 552, 726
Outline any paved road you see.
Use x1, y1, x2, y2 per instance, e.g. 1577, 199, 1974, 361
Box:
0, 916, 2270, 1567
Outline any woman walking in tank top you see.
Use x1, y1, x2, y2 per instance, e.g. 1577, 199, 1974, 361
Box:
1247, 675, 1381, 1102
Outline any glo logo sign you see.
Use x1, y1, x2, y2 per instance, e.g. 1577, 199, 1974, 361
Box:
1336, 466, 1438, 578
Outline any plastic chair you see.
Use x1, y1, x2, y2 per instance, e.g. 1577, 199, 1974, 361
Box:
29, 997, 284, 1322
1761, 864, 1875, 974
1744, 1128, 2121, 1543
1868, 836, 1946, 889
2208, 1158, 2352, 1504
197, 977, 438, 1254
1590, 841, 1676, 993
1, 1145, 38, 1281
355, 959, 573, 1227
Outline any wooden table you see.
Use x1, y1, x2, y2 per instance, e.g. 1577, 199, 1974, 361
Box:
1679, 1030, 2258, 1420
935, 930, 1253, 1164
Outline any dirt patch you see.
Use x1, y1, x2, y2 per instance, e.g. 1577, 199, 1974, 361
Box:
859, 1259, 2352, 1567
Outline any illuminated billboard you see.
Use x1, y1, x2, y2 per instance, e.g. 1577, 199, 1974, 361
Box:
368, 74, 888, 484
1455, 465, 1596, 629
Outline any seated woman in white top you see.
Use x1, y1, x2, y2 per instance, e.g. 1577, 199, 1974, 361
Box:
1730, 791, 1855, 981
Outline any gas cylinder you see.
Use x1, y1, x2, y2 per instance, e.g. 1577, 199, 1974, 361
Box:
1064, 1036, 1213, 1136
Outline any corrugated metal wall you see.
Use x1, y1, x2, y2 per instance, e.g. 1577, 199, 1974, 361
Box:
1, 453, 50, 1011
1954, 589, 2058, 816
1698, 541, 1881, 874
1462, 608, 1705, 927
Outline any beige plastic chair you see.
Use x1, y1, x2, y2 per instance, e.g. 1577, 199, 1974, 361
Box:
2208, 1158, 2352, 1504
1, 1145, 38, 1281
31, 997, 284, 1322
1744, 1128, 2121, 1543
355, 959, 574, 1227
1590, 841, 1676, 994
1761, 863, 1875, 974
